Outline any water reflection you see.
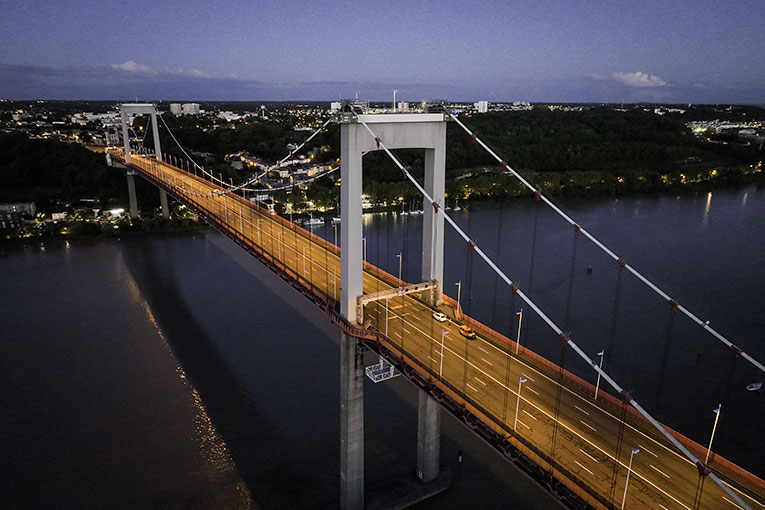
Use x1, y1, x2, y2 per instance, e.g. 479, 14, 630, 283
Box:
703, 191, 712, 227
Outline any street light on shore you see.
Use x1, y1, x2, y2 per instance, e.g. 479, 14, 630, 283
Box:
513, 376, 528, 433
621, 447, 640, 509
396, 252, 403, 282
705, 404, 722, 464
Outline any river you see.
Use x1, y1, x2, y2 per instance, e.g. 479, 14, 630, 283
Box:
1, 185, 763, 508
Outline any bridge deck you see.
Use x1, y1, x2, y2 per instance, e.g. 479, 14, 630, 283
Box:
114, 151, 764, 510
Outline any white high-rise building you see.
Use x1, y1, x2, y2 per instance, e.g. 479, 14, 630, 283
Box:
181, 103, 200, 115
330, 101, 342, 113
474, 100, 489, 113
397, 102, 410, 112
169, 103, 182, 115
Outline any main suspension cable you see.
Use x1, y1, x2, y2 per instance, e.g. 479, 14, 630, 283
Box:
446, 110, 764, 377
156, 106, 332, 197
353, 112, 751, 510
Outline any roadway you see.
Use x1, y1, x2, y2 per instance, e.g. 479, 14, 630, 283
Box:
120, 152, 765, 510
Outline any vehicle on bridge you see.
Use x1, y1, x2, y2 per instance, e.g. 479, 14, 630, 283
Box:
459, 324, 476, 340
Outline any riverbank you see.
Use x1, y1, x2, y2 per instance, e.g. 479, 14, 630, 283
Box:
0, 215, 209, 243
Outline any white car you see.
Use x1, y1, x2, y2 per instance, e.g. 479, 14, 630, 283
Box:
432, 312, 447, 322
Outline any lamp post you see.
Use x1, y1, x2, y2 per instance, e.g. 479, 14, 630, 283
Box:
455, 281, 462, 317
333, 223, 337, 246
363, 236, 367, 262
397, 252, 403, 282
439, 328, 448, 377
515, 308, 524, 354
621, 448, 640, 509
705, 404, 722, 464
385, 297, 390, 335
513, 376, 527, 433
594, 350, 605, 400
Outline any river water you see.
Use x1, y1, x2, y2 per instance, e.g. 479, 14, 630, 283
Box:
1, 185, 763, 508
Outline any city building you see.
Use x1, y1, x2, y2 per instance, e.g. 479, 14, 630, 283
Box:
0, 202, 36, 216
474, 100, 489, 113
181, 103, 200, 115
169, 103, 182, 115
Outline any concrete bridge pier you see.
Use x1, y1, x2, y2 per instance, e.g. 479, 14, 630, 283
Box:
126, 171, 139, 219
340, 331, 365, 510
417, 390, 441, 482
160, 188, 170, 219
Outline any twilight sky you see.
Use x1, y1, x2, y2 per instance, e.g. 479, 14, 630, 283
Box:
1, 0, 762, 103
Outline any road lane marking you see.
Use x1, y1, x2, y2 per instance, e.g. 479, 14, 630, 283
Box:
722, 496, 746, 509
521, 374, 535, 382
474, 377, 487, 386
525, 387, 540, 396
476, 344, 489, 354
639, 444, 658, 458
579, 448, 600, 463
574, 405, 590, 416
517, 420, 531, 429
649, 464, 671, 479
328, 267, 709, 510
480, 357, 493, 366
579, 420, 597, 432
466, 383, 479, 393
574, 460, 594, 476
523, 410, 537, 421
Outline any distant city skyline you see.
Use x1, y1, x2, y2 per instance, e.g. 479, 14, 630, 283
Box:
1, 0, 763, 103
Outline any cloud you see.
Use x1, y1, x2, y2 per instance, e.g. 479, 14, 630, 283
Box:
612, 71, 668, 88
111, 60, 156, 75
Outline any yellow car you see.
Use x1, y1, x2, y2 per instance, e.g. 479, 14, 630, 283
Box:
459, 325, 476, 340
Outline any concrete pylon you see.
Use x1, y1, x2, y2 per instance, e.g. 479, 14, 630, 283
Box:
417, 389, 441, 482
126, 172, 138, 219
340, 331, 365, 510
339, 112, 447, 506
339, 113, 448, 320
160, 189, 170, 219
121, 104, 165, 219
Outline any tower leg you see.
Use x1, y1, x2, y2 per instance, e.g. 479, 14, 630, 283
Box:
422, 140, 446, 304
127, 173, 138, 219
417, 390, 441, 482
160, 188, 170, 219
340, 331, 364, 510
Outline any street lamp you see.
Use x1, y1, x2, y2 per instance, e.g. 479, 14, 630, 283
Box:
594, 350, 605, 400
621, 448, 640, 509
363, 236, 367, 262
439, 328, 448, 377
385, 297, 390, 335
705, 404, 722, 464
455, 281, 462, 317
397, 252, 403, 282
333, 223, 337, 246
515, 308, 524, 354
513, 376, 528, 433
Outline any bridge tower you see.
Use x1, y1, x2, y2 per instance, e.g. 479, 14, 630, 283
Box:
338, 111, 447, 509
119, 104, 169, 219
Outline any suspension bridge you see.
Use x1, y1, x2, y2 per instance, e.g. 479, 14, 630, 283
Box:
106, 103, 764, 510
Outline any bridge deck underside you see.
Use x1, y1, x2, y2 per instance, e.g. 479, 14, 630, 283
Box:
115, 152, 764, 510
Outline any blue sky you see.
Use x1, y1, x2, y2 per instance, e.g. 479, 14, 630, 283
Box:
1, 0, 762, 103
